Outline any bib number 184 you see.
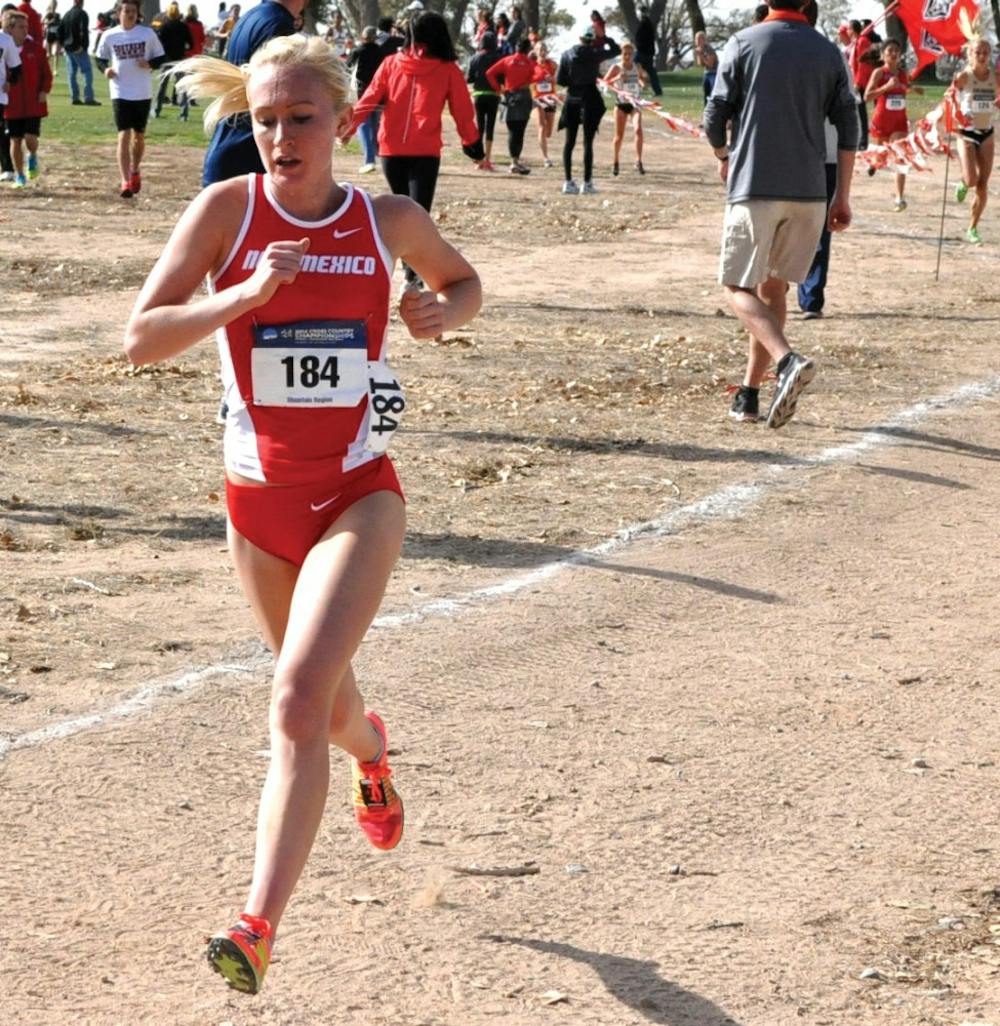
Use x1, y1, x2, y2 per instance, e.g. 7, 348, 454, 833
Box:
369, 377, 404, 435
280, 354, 340, 389
364, 365, 406, 455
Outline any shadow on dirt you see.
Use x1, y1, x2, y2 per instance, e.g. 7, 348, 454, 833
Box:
131, 515, 227, 542
0, 500, 225, 542
413, 428, 808, 466
405, 533, 783, 605
850, 309, 1000, 323
482, 301, 733, 321
0, 411, 149, 438
844, 424, 1000, 461
485, 934, 746, 1025
856, 462, 973, 490
0, 499, 130, 523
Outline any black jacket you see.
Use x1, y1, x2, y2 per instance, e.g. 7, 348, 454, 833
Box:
59, 5, 89, 53
557, 38, 621, 91
347, 40, 383, 93
157, 18, 193, 62
635, 16, 655, 56
467, 48, 503, 92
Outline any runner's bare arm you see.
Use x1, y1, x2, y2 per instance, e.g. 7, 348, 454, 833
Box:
373, 194, 482, 340
124, 181, 304, 365
864, 67, 885, 102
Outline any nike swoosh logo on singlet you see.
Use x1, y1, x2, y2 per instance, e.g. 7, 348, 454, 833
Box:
310, 493, 342, 512
333, 228, 362, 239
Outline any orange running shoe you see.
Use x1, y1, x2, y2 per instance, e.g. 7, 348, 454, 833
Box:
206, 913, 272, 994
352, 711, 404, 850
129, 170, 142, 195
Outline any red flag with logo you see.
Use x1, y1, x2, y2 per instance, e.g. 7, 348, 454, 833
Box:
894, 0, 980, 74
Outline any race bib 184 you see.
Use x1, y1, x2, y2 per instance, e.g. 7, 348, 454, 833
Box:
251, 320, 368, 407
364, 362, 406, 454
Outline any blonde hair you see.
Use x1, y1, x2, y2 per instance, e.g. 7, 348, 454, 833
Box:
174, 34, 354, 134
2, 10, 27, 30
959, 12, 990, 75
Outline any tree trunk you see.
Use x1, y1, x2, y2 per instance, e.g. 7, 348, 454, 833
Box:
886, 11, 906, 50
525, 1, 540, 35
614, 0, 669, 44
362, 0, 380, 31
141, 0, 160, 27
684, 0, 705, 35
618, 0, 639, 40
447, 0, 471, 46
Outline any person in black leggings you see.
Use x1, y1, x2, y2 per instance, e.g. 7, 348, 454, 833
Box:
486, 37, 535, 175
556, 24, 619, 194
467, 30, 502, 170
381, 154, 441, 213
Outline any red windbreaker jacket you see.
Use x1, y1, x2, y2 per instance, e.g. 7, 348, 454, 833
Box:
5, 36, 51, 120
351, 47, 479, 157
485, 52, 541, 94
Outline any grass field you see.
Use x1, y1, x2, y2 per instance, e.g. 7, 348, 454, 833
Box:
45, 68, 208, 147
42, 62, 949, 149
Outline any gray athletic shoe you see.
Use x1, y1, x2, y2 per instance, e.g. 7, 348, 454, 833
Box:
765, 352, 816, 429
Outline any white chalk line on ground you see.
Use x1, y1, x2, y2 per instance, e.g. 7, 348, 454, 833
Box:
2, 374, 998, 761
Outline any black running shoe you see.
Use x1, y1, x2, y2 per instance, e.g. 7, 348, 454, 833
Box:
728, 385, 759, 423
766, 352, 816, 429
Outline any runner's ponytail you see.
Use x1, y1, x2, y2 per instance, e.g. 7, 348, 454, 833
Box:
175, 34, 355, 133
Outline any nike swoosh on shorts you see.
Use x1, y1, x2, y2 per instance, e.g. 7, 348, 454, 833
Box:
310, 494, 342, 512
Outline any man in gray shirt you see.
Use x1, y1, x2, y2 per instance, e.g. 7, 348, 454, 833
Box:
705, 0, 858, 428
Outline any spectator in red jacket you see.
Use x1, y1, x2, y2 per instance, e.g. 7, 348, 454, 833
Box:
185, 5, 205, 55
2, 8, 50, 188
16, 0, 43, 44
346, 9, 483, 284
486, 37, 539, 175
848, 19, 873, 149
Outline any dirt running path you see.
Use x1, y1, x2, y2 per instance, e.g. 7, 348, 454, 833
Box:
1, 127, 999, 1026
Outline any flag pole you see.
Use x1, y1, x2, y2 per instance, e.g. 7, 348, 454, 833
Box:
862, 0, 900, 37
935, 133, 952, 282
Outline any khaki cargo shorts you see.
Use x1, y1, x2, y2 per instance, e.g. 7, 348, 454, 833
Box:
718, 199, 826, 288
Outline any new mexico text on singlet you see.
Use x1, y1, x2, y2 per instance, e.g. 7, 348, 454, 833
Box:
211, 177, 404, 485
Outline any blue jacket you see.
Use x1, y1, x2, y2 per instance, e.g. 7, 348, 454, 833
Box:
201, 1, 295, 186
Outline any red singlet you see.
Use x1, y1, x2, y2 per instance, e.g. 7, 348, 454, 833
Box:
211, 175, 394, 486
871, 66, 909, 140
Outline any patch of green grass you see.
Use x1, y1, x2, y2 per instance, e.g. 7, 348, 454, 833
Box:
45, 66, 366, 157
622, 67, 949, 125
42, 63, 949, 150
45, 68, 208, 147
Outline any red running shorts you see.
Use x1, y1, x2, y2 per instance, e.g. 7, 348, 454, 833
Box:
225, 455, 404, 566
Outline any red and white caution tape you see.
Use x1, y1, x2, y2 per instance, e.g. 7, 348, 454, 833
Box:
857, 92, 970, 173
600, 78, 704, 137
